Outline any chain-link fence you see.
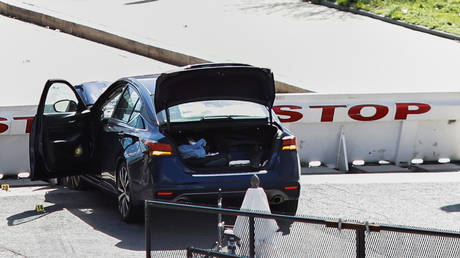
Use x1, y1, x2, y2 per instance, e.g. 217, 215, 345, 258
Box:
145, 200, 460, 258
186, 247, 243, 258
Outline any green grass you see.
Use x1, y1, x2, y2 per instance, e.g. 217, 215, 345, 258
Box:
332, 0, 460, 35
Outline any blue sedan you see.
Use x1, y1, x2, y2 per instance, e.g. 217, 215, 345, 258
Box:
30, 63, 301, 221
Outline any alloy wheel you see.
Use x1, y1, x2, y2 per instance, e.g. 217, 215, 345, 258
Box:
60, 175, 85, 190
117, 165, 131, 220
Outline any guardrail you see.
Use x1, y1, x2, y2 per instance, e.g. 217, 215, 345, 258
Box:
145, 200, 460, 258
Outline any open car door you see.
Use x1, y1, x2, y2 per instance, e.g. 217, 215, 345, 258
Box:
30, 80, 97, 180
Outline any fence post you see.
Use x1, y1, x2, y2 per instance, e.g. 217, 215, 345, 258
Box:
249, 215, 255, 258
356, 228, 365, 258
145, 201, 151, 258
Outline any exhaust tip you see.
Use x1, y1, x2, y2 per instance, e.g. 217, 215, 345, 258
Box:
270, 195, 284, 205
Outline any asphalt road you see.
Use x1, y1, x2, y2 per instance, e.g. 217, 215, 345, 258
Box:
298, 172, 460, 231
1, 172, 460, 257
0, 14, 174, 107
3, 0, 460, 93
1, 4, 459, 256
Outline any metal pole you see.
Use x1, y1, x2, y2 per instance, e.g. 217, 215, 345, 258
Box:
145, 201, 151, 258
356, 229, 365, 258
249, 215, 255, 258
217, 188, 223, 250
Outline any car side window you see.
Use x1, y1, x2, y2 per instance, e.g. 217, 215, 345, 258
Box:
127, 99, 145, 129
112, 86, 140, 123
44, 83, 79, 114
100, 86, 125, 119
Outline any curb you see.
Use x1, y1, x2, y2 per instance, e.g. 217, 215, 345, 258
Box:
0, 1, 310, 93
310, 0, 460, 42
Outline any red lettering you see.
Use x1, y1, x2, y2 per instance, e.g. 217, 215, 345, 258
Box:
273, 105, 303, 123
274, 103, 431, 123
0, 117, 8, 134
13, 116, 35, 133
395, 103, 431, 120
348, 104, 389, 121
310, 105, 347, 122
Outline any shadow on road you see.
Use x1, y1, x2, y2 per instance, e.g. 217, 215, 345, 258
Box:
236, 1, 351, 20
440, 204, 460, 213
6, 186, 294, 255
6, 187, 217, 252
125, 0, 158, 5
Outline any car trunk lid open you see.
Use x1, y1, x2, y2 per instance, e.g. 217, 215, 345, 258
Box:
154, 64, 275, 113
154, 63, 281, 174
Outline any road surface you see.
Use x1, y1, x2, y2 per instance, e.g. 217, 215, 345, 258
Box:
2, 0, 460, 93
1, 172, 460, 257
0, 14, 174, 107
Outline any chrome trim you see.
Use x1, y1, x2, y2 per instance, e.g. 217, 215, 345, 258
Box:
179, 190, 246, 197
191, 170, 267, 177
172, 190, 247, 202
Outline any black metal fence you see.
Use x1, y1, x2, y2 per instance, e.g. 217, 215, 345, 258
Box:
145, 200, 460, 258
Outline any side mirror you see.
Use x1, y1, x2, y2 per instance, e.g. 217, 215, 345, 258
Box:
53, 99, 78, 113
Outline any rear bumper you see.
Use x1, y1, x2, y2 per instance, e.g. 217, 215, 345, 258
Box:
136, 149, 301, 206
153, 181, 300, 206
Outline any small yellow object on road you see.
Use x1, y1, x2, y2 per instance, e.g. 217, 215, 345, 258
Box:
35, 204, 44, 212
1, 184, 9, 191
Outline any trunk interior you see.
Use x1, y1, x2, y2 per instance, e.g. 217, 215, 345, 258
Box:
166, 123, 281, 172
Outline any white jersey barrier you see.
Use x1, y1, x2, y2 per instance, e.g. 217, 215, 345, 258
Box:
2, 92, 460, 175
275, 92, 460, 171
0, 105, 36, 176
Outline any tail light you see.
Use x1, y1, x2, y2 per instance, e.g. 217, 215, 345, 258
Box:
157, 191, 174, 196
281, 136, 297, 151
145, 141, 173, 156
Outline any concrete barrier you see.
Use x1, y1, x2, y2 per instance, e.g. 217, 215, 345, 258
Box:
275, 92, 460, 171
3, 92, 460, 175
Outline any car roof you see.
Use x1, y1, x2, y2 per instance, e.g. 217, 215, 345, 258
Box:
129, 74, 160, 95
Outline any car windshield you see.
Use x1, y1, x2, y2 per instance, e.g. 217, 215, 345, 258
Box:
156, 100, 269, 124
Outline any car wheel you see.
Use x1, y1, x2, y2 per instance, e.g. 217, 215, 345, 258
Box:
272, 200, 298, 216
61, 175, 87, 190
117, 163, 139, 222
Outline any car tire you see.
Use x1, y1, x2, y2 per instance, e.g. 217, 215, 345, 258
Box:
60, 175, 88, 190
272, 200, 299, 216
116, 162, 140, 222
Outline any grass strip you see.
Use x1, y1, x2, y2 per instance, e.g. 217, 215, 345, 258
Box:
330, 0, 460, 35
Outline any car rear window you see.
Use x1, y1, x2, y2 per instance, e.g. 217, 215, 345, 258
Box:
156, 100, 269, 124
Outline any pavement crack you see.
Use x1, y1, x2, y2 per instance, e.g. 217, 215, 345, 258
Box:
0, 245, 28, 257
